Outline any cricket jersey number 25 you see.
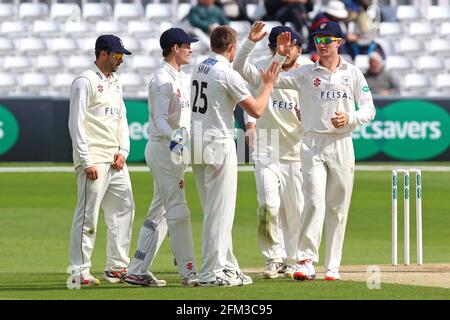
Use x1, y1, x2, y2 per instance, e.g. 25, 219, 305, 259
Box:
192, 80, 208, 114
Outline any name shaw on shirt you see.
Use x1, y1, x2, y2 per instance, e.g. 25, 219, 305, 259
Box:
197, 57, 218, 75
320, 91, 352, 100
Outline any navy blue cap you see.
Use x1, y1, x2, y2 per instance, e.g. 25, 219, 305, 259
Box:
160, 28, 198, 50
95, 34, 131, 55
268, 26, 302, 48
311, 21, 344, 38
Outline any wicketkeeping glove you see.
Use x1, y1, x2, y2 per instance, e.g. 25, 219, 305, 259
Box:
170, 127, 188, 156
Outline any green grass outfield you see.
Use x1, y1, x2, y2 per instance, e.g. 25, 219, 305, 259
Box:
0, 163, 449, 300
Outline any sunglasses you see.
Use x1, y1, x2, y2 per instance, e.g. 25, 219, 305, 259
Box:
314, 37, 341, 45
111, 52, 123, 60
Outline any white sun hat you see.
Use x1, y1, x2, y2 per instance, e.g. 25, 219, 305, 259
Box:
324, 1, 349, 20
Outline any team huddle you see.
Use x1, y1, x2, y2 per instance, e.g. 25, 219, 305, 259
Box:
67, 20, 375, 288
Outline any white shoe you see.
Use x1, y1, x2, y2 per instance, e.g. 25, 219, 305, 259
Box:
198, 274, 237, 287
181, 271, 199, 286
103, 268, 127, 284
68, 273, 100, 287
280, 264, 296, 279
293, 259, 316, 281
125, 272, 167, 287
263, 262, 283, 279
235, 271, 253, 286
222, 269, 245, 286
324, 268, 340, 281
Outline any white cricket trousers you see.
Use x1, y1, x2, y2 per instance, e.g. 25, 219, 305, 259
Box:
69, 163, 135, 274
297, 133, 355, 271
192, 138, 241, 283
254, 157, 303, 266
128, 140, 197, 278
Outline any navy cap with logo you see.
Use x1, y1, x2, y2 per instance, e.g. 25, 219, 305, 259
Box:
160, 28, 199, 50
268, 26, 303, 49
95, 34, 132, 55
311, 21, 344, 38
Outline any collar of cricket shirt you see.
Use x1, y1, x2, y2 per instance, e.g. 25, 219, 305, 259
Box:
92, 63, 117, 82
162, 60, 184, 79
210, 52, 232, 67
313, 55, 347, 72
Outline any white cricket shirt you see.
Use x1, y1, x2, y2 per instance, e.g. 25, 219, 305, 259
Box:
191, 53, 251, 140
273, 53, 376, 134
148, 61, 191, 141
234, 39, 314, 161
68, 63, 130, 169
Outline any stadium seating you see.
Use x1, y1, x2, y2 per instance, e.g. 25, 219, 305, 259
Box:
0, 0, 447, 97
19, 2, 49, 21
83, 3, 113, 21
400, 73, 431, 96
0, 73, 17, 93
113, 3, 144, 21
396, 5, 422, 23
426, 6, 450, 24
0, 38, 16, 55
50, 3, 81, 22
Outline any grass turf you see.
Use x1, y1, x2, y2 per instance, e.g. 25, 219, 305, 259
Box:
0, 164, 449, 299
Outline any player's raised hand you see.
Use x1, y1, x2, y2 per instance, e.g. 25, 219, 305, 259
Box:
111, 153, 125, 170
248, 21, 267, 42
276, 32, 297, 56
261, 60, 282, 85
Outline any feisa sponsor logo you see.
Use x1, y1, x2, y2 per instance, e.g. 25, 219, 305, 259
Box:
352, 100, 450, 160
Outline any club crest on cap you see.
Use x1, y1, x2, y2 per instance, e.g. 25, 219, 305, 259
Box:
320, 23, 327, 30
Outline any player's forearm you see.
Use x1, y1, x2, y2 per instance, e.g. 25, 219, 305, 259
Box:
348, 104, 376, 127
117, 100, 130, 159
154, 115, 174, 139
118, 119, 130, 159
68, 87, 93, 168
249, 84, 273, 118
233, 39, 261, 88
68, 119, 93, 169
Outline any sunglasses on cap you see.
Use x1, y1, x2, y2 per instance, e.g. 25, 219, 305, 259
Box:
111, 52, 124, 60
313, 37, 341, 45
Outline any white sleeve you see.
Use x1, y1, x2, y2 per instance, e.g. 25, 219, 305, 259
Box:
150, 81, 174, 139
224, 69, 252, 103
68, 77, 93, 169
348, 69, 376, 127
117, 99, 130, 159
233, 39, 263, 89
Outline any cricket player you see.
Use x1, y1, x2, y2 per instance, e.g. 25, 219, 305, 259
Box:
271, 22, 376, 281
190, 25, 281, 286
125, 28, 199, 287
68, 35, 134, 286
233, 23, 313, 279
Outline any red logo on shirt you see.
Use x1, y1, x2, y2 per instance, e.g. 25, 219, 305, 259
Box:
313, 78, 321, 87
185, 262, 194, 271
176, 88, 181, 98
98, 84, 103, 93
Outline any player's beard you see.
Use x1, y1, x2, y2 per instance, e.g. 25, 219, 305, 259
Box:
111, 62, 121, 73
282, 56, 297, 70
